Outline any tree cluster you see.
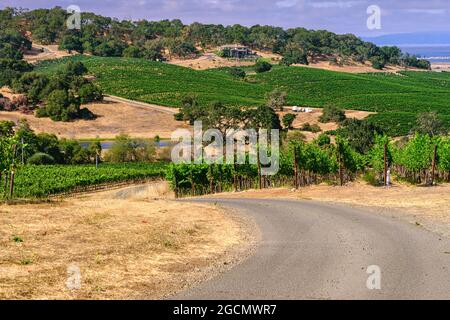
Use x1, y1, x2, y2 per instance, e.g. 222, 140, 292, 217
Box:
0, 7, 431, 68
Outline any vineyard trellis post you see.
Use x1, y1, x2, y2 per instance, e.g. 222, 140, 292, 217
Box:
431, 144, 437, 186
9, 167, 15, 199
257, 144, 262, 189
174, 173, 179, 199
293, 145, 299, 189
384, 142, 388, 187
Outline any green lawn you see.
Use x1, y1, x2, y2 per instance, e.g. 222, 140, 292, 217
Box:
36, 56, 450, 136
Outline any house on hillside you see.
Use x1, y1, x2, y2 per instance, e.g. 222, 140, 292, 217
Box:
219, 44, 255, 59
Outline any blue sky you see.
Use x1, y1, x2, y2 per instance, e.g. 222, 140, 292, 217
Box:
3, 0, 450, 36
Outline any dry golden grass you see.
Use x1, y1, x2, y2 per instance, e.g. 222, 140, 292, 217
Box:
0, 183, 254, 299
0, 98, 188, 140
299, 59, 422, 74
168, 48, 281, 70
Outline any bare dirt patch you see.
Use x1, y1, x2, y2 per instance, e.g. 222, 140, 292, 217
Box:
23, 45, 74, 64
208, 182, 450, 237
0, 183, 256, 299
0, 99, 187, 140
168, 53, 255, 70
167, 48, 281, 70
298, 59, 422, 74
0, 87, 25, 101
432, 62, 450, 72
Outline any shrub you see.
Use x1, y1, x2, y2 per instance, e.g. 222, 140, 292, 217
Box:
174, 112, 184, 121
255, 61, 272, 73
123, 45, 143, 58
316, 133, 331, 146
78, 83, 103, 104
282, 113, 296, 129
28, 152, 55, 165
319, 105, 346, 123
229, 67, 246, 78
363, 170, 381, 186
43, 89, 80, 121
280, 49, 308, 66
370, 56, 386, 70
104, 134, 156, 163
301, 122, 322, 133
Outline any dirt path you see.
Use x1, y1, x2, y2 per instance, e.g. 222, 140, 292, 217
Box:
103, 95, 179, 115
0, 182, 256, 300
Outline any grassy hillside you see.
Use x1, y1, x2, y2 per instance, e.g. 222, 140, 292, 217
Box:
36, 56, 450, 136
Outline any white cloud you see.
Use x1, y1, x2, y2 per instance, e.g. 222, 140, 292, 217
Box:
276, 0, 300, 8
406, 8, 446, 15
308, 1, 363, 9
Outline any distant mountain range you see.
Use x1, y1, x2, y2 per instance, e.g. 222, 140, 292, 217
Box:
364, 32, 450, 46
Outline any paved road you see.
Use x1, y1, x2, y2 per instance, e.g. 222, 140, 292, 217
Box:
175, 199, 450, 300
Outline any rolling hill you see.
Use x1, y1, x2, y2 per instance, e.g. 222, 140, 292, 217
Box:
36, 56, 450, 136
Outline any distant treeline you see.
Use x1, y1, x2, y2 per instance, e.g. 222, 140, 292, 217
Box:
0, 7, 430, 69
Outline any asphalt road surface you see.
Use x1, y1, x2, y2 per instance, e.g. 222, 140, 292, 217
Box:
175, 199, 450, 300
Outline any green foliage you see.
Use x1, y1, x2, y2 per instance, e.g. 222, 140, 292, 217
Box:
368, 134, 392, 179
123, 45, 143, 58
41, 89, 81, 122
104, 134, 156, 163
280, 47, 308, 66
0, 59, 33, 87
370, 56, 386, 70
12, 163, 167, 198
78, 83, 103, 104
315, 133, 331, 146
282, 113, 296, 129
59, 33, 83, 54
393, 134, 434, 177
28, 152, 55, 165
301, 122, 321, 133
13, 61, 100, 121
255, 61, 272, 73
414, 112, 448, 137
437, 138, 450, 172
319, 105, 346, 123
229, 67, 246, 78
265, 87, 286, 111
337, 118, 383, 154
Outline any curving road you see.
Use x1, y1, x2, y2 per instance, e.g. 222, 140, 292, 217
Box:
175, 199, 450, 300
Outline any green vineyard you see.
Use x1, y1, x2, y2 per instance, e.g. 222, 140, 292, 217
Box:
9, 162, 167, 198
